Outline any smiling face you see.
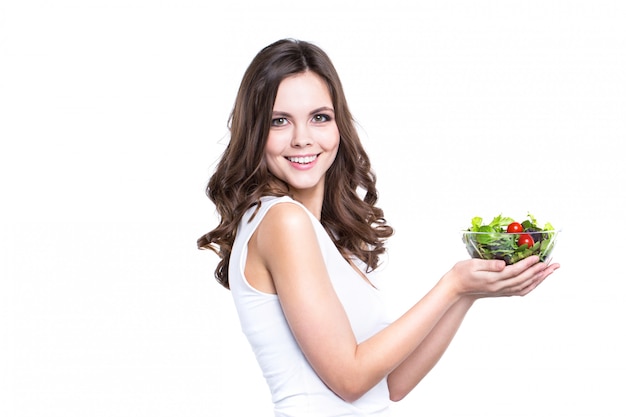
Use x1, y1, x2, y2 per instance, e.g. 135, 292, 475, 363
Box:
265, 71, 340, 210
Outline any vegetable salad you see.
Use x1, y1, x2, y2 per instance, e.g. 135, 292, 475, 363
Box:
463, 213, 557, 265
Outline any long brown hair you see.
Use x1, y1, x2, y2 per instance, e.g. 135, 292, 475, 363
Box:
198, 39, 393, 289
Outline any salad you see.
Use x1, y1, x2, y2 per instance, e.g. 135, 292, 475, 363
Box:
462, 213, 557, 265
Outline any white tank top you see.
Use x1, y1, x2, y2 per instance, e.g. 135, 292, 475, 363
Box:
229, 196, 392, 416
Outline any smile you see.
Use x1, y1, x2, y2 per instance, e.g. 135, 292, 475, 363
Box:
286, 154, 318, 164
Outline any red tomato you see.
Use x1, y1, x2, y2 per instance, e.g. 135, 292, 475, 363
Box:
507, 222, 524, 233
517, 234, 535, 248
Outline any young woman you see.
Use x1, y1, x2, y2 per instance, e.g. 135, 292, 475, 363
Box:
198, 38, 560, 417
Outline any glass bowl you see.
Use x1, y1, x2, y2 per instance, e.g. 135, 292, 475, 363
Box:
461, 229, 559, 265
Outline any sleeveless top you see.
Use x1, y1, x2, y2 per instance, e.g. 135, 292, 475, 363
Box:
229, 196, 392, 417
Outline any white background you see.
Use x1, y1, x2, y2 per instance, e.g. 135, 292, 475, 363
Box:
1, 1, 625, 416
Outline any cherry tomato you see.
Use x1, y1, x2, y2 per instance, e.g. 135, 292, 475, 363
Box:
517, 233, 534, 248
507, 222, 524, 233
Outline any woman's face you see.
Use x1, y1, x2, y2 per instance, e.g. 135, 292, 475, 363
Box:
264, 71, 340, 201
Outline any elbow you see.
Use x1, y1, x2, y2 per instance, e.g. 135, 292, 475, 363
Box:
337, 378, 409, 403
333, 376, 408, 403
389, 389, 408, 403
340, 392, 364, 404
330, 375, 376, 403
334, 382, 368, 403
324, 365, 391, 403
387, 375, 414, 402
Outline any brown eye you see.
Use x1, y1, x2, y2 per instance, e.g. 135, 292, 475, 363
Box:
313, 114, 331, 123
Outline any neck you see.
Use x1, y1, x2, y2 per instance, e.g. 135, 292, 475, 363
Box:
291, 186, 324, 221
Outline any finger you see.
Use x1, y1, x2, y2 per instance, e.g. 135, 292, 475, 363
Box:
517, 278, 542, 296
474, 258, 507, 273
505, 255, 541, 276
493, 260, 549, 293
516, 262, 560, 296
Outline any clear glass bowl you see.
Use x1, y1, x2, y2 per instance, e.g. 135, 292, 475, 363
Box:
461, 230, 559, 265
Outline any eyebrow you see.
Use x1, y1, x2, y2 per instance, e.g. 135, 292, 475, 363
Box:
272, 106, 335, 117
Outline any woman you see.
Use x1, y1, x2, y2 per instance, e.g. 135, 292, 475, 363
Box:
198, 38, 559, 416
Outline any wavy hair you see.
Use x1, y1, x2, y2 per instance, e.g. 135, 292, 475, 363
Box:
197, 39, 393, 289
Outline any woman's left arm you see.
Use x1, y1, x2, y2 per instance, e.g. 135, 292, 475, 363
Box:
386, 295, 475, 401
386, 257, 558, 401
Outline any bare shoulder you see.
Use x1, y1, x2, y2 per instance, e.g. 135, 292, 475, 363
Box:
245, 202, 314, 293
254, 201, 320, 269
257, 201, 314, 238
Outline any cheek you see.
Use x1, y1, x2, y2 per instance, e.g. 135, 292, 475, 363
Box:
322, 127, 340, 151
263, 152, 280, 178
263, 134, 285, 176
264, 132, 284, 157
263, 147, 279, 173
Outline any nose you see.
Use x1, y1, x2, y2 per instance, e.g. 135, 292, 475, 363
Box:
291, 123, 313, 148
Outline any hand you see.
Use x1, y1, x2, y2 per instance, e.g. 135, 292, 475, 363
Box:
445, 256, 560, 299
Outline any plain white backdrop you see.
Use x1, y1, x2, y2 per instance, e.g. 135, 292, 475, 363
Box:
1, 1, 625, 416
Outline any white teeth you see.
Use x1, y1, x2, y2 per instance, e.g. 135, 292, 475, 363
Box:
287, 155, 317, 164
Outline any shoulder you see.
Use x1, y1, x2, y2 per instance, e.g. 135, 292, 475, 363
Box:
253, 199, 323, 266
256, 200, 315, 245
264, 200, 310, 227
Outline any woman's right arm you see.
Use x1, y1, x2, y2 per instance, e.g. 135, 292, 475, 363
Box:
254, 202, 557, 402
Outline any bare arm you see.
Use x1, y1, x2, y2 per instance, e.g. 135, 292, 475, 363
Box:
387, 295, 475, 401
255, 203, 559, 402
386, 258, 558, 401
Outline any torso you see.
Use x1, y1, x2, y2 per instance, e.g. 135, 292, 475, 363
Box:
229, 195, 392, 416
